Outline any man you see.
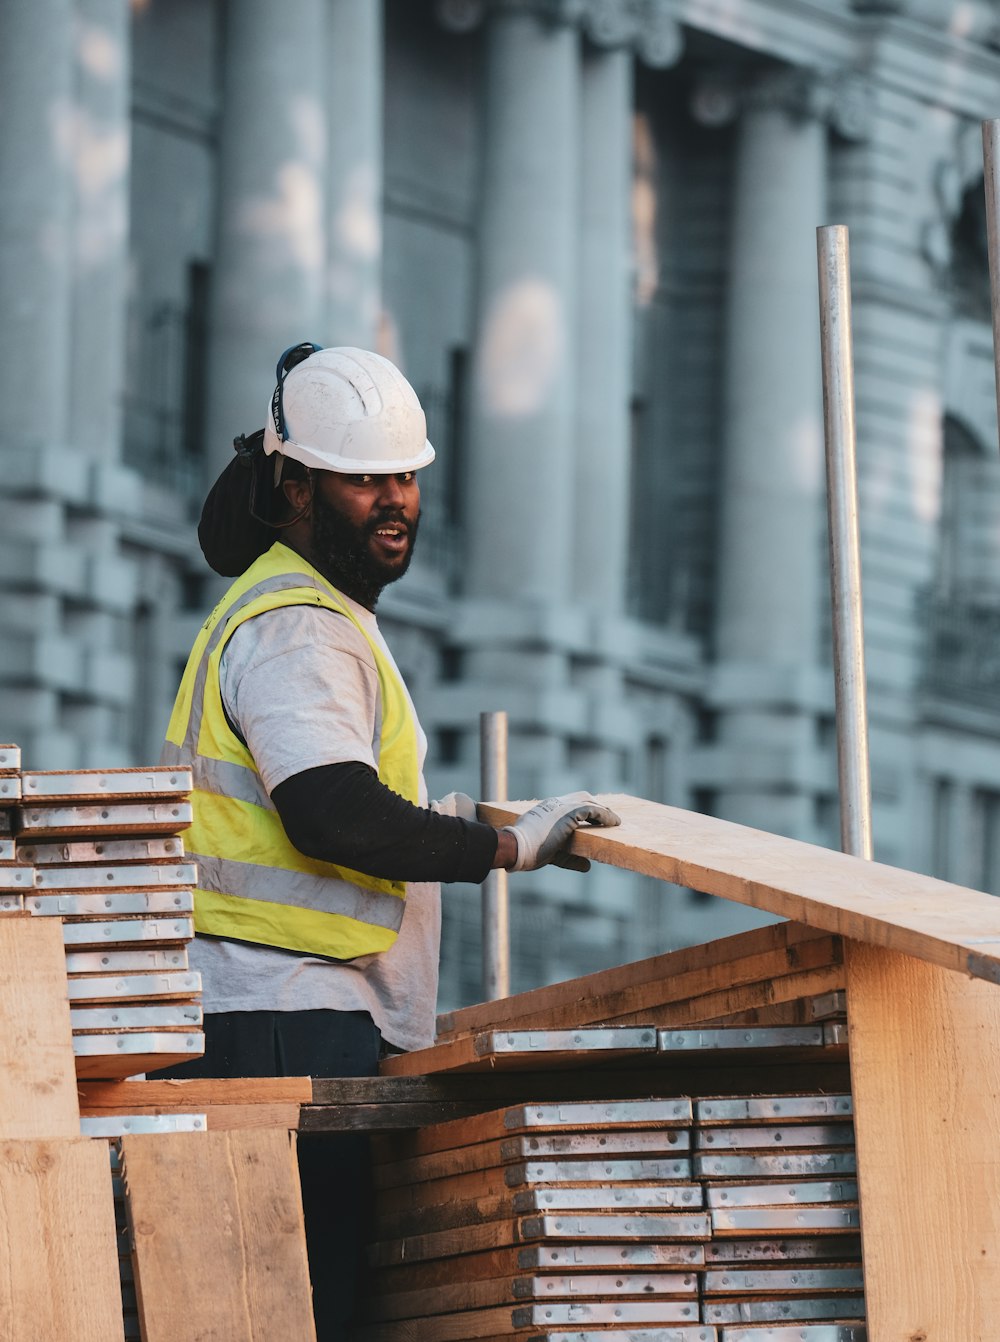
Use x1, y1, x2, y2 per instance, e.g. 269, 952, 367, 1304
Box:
162, 344, 619, 1337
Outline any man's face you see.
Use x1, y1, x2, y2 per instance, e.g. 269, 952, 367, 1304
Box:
308, 470, 421, 609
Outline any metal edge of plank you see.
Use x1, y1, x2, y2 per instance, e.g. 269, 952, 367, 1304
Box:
474, 1028, 658, 1057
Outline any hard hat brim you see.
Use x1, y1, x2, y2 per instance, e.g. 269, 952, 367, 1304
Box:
262, 425, 436, 474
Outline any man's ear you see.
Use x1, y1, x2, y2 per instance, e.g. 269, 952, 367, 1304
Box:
282, 473, 313, 514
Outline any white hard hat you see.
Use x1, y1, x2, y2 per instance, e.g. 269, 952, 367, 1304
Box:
262, 345, 435, 474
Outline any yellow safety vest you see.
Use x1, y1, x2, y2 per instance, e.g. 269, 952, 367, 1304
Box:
163, 541, 420, 960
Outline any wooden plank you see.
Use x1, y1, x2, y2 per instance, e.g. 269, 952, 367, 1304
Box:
379, 1098, 691, 1159
79, 1101, 299, 1130
19, 836, 187, 864
370, 1241, 706, 1296
845, 938, 1000, 1341
79, 1076, 313, 1108
384, 965, 846, 1077
304, 1065, 852, 1126
121, 1129, 316, 1341
307, 1069, 850, 1108
20, 766, 192, 802
367, 1212, 712, 1268
17, 801, 194, 836
603, 965, 846, 1030
373, 1131, 693, 1189
368, 1270, 700, 1321
0, 915, 80, 1139
435, 922, 829, 1040
373, 1180, 702, 1239
356, 1300, 701, 1336
367, 1277, 703, 1320
480, 795, 1000, 983
0, 1137, 123, 1340
73, 1037, 205, 1081
356, 1329, 715, 1342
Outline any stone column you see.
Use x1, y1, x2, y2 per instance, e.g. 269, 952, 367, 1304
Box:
69, 0, 131, 459
0, 0, 75, 449
574, 43, 633, 611
326, 0, 383, 349
716, 74, 828, 671
205, 0, 328, 470
705, 70, 831, 839
574, 1, 681, 612
463, 1, 581, 604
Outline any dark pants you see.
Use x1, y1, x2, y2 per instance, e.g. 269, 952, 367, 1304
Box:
162, 1009, 381, 1341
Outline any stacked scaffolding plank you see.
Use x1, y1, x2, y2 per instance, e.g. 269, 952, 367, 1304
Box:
0, 909, 136, 1340
4, 761, 203, 1077
0, 894, 318, 1340
360, 1024, 866, 1341
696, 1094, 863, 1332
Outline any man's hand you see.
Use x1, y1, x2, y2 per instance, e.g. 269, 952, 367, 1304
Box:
501, 792, 621, 873
430, 791, 479, 822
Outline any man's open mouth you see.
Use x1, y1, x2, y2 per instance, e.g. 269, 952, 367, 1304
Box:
370, 521, 411, 555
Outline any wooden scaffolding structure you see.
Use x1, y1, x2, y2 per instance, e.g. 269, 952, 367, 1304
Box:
3, 793, 999, 1338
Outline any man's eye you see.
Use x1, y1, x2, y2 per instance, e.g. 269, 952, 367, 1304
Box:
400, 472, 416, 484
348, 474, 375, 485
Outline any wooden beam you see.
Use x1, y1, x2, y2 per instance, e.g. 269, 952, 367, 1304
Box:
382, 962, 845, 1076
0, 915, 79, 1139
845, 939, 1000, 1340
435, 922, 835, 1040
122, 1129, 316, 1341
302, 1064, 853, 1128
78, 1076, 312, 1109
480, 796, 1000, 983
0, 1137, 122, 1340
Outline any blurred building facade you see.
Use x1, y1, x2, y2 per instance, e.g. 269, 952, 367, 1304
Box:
3, 0, 1000, 1007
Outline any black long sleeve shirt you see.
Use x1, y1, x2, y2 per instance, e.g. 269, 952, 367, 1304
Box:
271, 761, 498, 884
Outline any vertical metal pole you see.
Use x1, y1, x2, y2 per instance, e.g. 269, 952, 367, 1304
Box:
817, 224, 874, 861
480, 710, 510, 999
982, 120, 1000, 455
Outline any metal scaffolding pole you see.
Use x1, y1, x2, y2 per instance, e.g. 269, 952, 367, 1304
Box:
480, 710, 510, 999
982, 119, 1000, 455
816, 224, 874, 861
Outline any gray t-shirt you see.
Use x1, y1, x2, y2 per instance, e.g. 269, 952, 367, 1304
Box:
189, 597, 440, 1052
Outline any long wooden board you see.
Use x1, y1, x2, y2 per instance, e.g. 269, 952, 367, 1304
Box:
373, 1130, 693, 1190
356, 1300, 702, 1337
0, 915, 80, 1139
845, 938, 1000, 1341
367, 1269, 700, 1321
121, 1129, 316, 1341
479, 795, 1000, 983
79, 1077, 309, 1127
386, 966, 845, 1077
374, 1181, 703, 1241
0, 1137, 123, 1340
435, 923, 833, 1040
375, 1099, 691, 1161
73, 1033, 205, 1080
370, 1241, 707, 1296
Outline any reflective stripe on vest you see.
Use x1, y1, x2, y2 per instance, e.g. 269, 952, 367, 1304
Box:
163, 542, 420, 960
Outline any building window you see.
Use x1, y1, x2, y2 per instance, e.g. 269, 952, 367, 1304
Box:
931, 777, 953, 881
415, 346, 467, 580
123, 260, 210, 512
921, 417, 1000, 707
972, 787, 1000, 896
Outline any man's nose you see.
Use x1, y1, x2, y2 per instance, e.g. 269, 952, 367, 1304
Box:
376, 475, 406, 508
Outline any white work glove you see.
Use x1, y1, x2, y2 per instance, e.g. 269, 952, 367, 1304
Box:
430, 791, 479, 822
502, 792, 621, 873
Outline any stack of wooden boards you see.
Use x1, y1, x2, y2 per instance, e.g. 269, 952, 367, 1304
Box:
0, 909, 319, 1340
359, 1087, 866, 1341
0, 752, 203, 1077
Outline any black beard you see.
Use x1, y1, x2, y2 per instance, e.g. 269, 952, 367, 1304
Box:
308, 489, 419, 610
